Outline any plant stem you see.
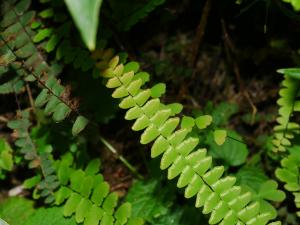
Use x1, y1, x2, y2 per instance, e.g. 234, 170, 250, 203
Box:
99, 136, 143, 180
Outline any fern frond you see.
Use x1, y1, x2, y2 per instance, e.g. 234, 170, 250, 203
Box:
0, 0, 61, 94
33, 76, 89, 135
272, 69, 300, 152
275, 151, 300, 217
96, 51, 282, 225
7, 111, 38, 167
109, 0, 167, 31
8, 111, 143, 224
53, 155, 144, 225
30, 1, 97, 71
7, 111, 59, 203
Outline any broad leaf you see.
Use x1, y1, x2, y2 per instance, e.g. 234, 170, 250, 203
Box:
0, 197, 35, 225
64, 0, 103, 50
207, 131, 249, 166
23, 207, 76, 225
258, 180, 286, 202
126, 179, 175, 222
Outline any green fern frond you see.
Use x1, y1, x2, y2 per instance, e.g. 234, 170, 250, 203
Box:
8, 111, 143, 225
23, 207, 77, 225
7, 111, 38, 167
275, 150, 300, 217
53, 155, 144, 225
109, 0, 167, 31
272, 69, 300, 152
30, 1, 97, 71
34, 76, 89, 135
7, 111, 60, 203
0, 0, 61, 94
96, 51, 283, 225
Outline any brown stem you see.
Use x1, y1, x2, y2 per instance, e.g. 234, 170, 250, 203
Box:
26, 82, 36, 113
188, 0, 212, 67
221, 18, 257, 124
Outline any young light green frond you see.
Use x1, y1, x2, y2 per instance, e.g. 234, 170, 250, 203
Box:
276, 152, 300, 216
272, 73, 300, 152
96, 50, 282, 225
53, 156, 143, 225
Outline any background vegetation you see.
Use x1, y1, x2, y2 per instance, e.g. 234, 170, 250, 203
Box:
1, 0, 300, 224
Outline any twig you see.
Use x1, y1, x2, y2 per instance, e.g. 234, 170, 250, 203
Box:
221, 18, 257, 124
188, 0, 212, 67
99, 136, 143, 180
25, 82, 36, 113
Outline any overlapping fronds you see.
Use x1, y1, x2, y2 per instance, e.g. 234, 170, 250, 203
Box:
0, 0, 90, 136
0, 0, 61, 94
30, 0, 96, 71
272, 69, 300, 152
9, 111, 143, 225
275, 150, 300, 216
95, 50, 282, 225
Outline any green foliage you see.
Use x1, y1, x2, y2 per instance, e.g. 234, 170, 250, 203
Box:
52, 155, 143, 225
0, 197, 35, 225
0, 138, 13, 173
195, 115, 213, 129
7, 111, 142, 224
282, 0, 300, 10
64, 0, 103, 50
206, 131, 249, 167
108, 0, 167, 31
7, 112, 59, 204
236, 167, 268, 191
275, 148, 300, 216
272, 69, 300, 152
30, 1, 97, 71
34, 77, 89, 136
1, 1, 298, 223
7, 111, 38, 167
0, 0, 61, 94
97, 52, 283, 225
22, 207, 76, 225
126, 177, 207, 225
126, 179, 174, 222
214, 130, 227, 146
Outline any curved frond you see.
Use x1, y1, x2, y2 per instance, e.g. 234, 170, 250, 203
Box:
276, 151, 300, 217
272, 70, 300, 152
96, 51, 282, 225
